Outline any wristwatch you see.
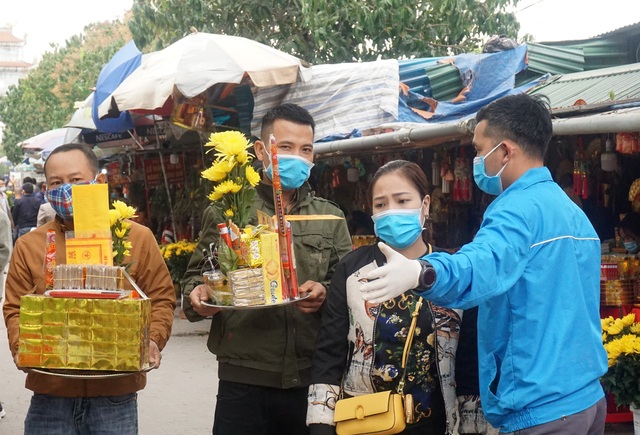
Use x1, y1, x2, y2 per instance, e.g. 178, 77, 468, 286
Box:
417, 260, 437, 290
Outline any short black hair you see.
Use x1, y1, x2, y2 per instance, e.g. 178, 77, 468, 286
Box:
22, 182, 34, 194
260, 103, 315, 141
476, 93, 553, 160
44, 143, 99, 176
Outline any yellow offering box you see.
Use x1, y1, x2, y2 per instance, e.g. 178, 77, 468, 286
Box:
18, 295, 151, 371
260, 231, 285, 304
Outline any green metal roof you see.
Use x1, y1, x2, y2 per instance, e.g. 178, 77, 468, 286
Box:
526, 43, 585, 75
424, 63, 462, 101
541, 38, 629, 70
529, 62, 640, 110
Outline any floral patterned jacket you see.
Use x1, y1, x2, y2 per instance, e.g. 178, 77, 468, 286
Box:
307, 244, 498, 434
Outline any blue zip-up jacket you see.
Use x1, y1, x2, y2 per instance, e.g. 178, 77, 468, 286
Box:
418, 167, 608, 432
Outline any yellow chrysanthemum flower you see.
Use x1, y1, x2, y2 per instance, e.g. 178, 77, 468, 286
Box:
123, 241, 133, 250
607, 322, 624, 336
206, 131, 250, 156
208, 191, 223, 202
202, 159, 235, 182
113, 200, 137, 220
109, 209, 119, 227
601, 316, 614, 329
224, 209, 234, 218
621, 313, 636, 327
246, 166, 260, 186
236, 150, 249, 165
214, 180, 242, 195
115, 227, 127, 239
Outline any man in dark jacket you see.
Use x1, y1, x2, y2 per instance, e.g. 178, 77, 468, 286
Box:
12, 182, 40, 238
183, 104, 352, 435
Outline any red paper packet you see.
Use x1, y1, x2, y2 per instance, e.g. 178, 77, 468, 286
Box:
44, 230, 56, 290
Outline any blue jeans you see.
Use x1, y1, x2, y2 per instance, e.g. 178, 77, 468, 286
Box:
24, 393, 138, 435
17, 227, 35, 238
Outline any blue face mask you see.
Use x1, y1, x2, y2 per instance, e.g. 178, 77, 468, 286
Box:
372, 208, 424, 250
624, 240, 638, 253
473, 142, 508, 196
265, 153, 314, 191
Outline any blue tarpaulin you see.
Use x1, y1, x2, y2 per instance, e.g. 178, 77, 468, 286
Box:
398, 45, 545, 123
92, 40, 142, 133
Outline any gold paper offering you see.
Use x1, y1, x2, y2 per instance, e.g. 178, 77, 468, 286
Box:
18, 295, 150, 371
18, 267, 150, 372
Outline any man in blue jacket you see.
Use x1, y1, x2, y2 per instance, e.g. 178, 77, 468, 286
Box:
360, 93, 608, 434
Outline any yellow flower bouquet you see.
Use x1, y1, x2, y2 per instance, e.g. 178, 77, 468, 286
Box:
159, 240, 198, 283
601, 313, 640, 407
109, 200, 137, 267
202, 131, 260, 274
201, 131, 260, 228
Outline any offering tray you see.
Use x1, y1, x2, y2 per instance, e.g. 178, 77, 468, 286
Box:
201, 293, 309, 311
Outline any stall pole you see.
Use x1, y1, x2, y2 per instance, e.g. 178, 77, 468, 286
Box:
153, 120, 178, 240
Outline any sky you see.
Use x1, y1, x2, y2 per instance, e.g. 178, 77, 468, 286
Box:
2, 0, 134, 62
1, 0, 639, 61
516, 0, 639, 42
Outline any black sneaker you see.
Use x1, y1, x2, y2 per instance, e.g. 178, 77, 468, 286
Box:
0, 402, 5, 419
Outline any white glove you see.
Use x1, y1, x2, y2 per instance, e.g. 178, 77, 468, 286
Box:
360, 242, 422, 304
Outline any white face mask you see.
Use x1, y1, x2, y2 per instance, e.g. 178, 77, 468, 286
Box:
0, 187, 5, 193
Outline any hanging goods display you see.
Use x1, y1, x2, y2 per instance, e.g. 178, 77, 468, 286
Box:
452, 148, 472, 202
572, 136, 589, 200
440, 152, 454, 194
431, 153, 441, 187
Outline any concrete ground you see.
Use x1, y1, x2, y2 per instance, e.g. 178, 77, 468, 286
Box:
0, 299, 636, 434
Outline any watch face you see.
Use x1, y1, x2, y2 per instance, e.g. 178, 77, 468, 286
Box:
425, 268, 436, 284
421, 264, 436, 289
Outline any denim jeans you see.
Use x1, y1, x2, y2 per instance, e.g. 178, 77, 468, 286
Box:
24, 393, 138, 435
17, 227, 34, 238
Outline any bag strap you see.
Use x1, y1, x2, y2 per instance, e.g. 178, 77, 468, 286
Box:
396, 296, 423, 395
396, 243, 431, 395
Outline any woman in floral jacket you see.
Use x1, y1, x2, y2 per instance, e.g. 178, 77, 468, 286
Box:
307, 160, 497, 434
